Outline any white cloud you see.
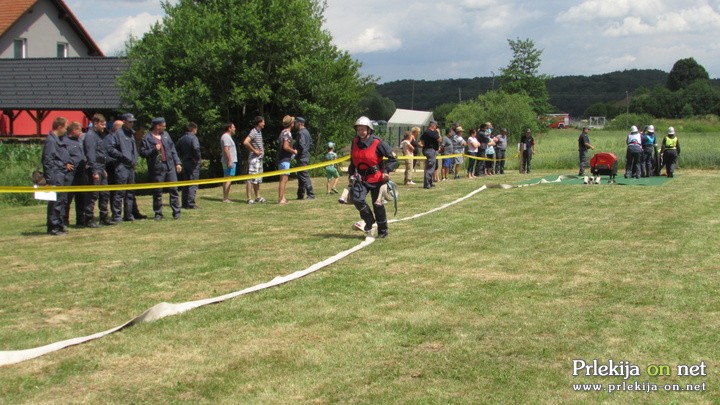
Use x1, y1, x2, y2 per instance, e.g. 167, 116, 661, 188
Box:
96, 13, 163, 55
342, 28, 402, 53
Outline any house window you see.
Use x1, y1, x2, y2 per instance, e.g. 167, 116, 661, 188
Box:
13, 39, 27, 59
57, 43, 68, 58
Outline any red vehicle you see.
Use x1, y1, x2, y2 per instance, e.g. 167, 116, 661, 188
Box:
542, 113, 570, 129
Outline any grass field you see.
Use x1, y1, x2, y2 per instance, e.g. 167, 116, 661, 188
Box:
0, 166, 718, 403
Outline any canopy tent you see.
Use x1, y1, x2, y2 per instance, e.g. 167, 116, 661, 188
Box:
386, 109, 434, 147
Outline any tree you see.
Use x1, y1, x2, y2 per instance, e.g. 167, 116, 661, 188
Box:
360, 87, 396, 120
446, 91, 540, 142
666, 57, 710, 91
499, 38, 552, 115
118, 0, 371, 164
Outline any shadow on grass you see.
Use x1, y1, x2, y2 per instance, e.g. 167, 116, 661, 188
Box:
313, 232, 364, 240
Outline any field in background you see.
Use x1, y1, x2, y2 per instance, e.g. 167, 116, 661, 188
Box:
1, 169, 718, 403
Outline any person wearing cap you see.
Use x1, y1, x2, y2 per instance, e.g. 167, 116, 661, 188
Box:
140, 117, 182, 220
176, 122, 201, 209
106, 113, 139, 222
324, 142, 340, 194
625, 125, 643, 179
661, 127, 681, 178
62, 121, 87, 228
494, 128, 508, 174
220, 122, 237, 203
42, 116, 72, 235
419, 120, 441, 188
243, 116, 266, 204
348, 116, 397, 238
277, 115, 297, 204
520, 128, 534, 174
640, 125, 657, 177
578, 126, 594, 176
451, 126, 467, 179
293, 117, 316, 200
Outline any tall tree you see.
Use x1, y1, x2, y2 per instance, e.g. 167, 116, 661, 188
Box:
499, 38, 552, 115
118, 0, 371, 160
360, 87, 396, 120
666, 57, 710, 91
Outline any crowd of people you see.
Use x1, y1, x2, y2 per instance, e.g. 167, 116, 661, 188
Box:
40, 111, 683, 238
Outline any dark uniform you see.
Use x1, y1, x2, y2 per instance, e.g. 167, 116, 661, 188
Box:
420, 128, 440, 188
42, 131, 71, 234
521, 133, 535, 174
294, 120, 315, 199
176, 131, 201, 209
625, 132, 643, 178
63, 134, 86, 226
83, 127, 112, 225
106, 126, 138, 221
578, 130, 591, 176
141, 129, 182, 219
348, 134, 398, 238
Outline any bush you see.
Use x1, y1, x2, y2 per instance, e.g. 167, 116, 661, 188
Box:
606, 113, 655, 131
0, 143, 44, 206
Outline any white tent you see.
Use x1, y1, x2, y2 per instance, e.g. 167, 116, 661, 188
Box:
386, 109, 435, 147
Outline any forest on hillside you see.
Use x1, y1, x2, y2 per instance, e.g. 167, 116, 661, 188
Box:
376, 69, 720, 118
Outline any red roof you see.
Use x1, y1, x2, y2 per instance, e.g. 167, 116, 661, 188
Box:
0, 0, 103, 56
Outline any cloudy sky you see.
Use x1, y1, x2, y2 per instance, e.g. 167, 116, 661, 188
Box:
68, 0, 720, 83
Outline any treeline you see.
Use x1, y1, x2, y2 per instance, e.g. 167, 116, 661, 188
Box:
376, 69, 720, 119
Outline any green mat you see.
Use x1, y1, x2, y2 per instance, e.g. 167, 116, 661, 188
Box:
515, 174, 674, 187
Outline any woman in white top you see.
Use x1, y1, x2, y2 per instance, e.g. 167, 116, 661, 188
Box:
466, 129, 480, 179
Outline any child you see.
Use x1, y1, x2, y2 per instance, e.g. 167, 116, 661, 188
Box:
325, 142, 340, 194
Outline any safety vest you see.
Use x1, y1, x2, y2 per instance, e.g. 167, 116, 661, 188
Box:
352, 137, 384, 183
664, 136, 678, 150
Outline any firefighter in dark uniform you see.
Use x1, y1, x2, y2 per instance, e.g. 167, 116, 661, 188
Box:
140, 117, 183, 220
83, 114, 115, 227
42, 117, 72, 235
661, 126, 681, 178
348, 116, 398, 238
176, 122, 201, 209
106, 113, 139, 222
62, 121, 86, 227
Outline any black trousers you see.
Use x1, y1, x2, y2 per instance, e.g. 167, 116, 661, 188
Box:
151, 167, 180, 218
495, 149, 506, 173
84, 169, 110, 223
296, 160, 315, 198
112, 164, 136, 221
181, 160, 200, 208
352, 180, 387, 234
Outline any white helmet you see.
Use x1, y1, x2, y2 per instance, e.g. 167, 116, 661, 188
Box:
647, 125, 655, 133
667, 127, 675, 135
354, 116, 374, 133
327, 142, 335, 148
630, 125, 639, 133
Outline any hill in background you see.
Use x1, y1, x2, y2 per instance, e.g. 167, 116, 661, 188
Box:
377, 70, 720, 118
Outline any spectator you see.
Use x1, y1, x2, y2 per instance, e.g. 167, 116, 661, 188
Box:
277, 115, 297, 204
484, 125, 496, 176
106, 113, 139, 222
466, 129, 480, 179
400, 130, 416, 185
220, 122, 237, 203
243, 116, 266, 204
451, 126, 467, 179
83, 113, 115, 227
63, 121, 86, 227
440, 128, 453, 181
42, 117, 71, 235
176, 122, 201, 209
294, 117, 316, 200
325, 142, 340, 194
475, 123, 490, 177
494, 128, 508, 174
420, 120, 441, 189
140, 117, 182, 220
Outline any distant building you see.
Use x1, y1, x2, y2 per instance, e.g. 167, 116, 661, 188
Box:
0, 0, 112, 137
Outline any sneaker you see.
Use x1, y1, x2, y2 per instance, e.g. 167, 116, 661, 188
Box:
408, 181, 416, 185
154, 215, 163, 221
173, 214, 181, 220
353, 221, 365, 232
338, 198, 347, 204
331, 188, 339, 194
223, 199, 232, 203
378, 231, 388, 239
255, 197, 266, 203
307, 195, 316, 200
247, 199, 254, 204
48, 229, 67, 236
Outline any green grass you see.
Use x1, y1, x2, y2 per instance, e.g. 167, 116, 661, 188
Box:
0, 170, 718, 404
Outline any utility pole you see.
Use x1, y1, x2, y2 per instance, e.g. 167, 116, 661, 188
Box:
411, 81, 415, 110
625, 90, 629, 129
458, 87, 462, 102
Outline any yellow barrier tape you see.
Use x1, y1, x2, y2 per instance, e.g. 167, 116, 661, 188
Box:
0, 153, 506, 194
0, 156, 351, 194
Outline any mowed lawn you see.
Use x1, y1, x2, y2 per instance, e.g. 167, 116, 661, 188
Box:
0, 168, 718, 404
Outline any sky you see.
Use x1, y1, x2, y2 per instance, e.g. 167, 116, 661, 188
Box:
67, 0, 720, 83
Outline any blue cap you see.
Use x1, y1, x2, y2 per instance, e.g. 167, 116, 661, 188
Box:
122, 113, 136, 122
295, 117, 306, 124
151, 117, 166, 126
